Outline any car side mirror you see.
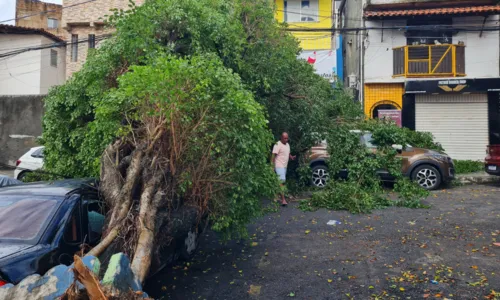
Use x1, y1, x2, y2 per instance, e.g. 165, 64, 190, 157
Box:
392, 144, 403, 153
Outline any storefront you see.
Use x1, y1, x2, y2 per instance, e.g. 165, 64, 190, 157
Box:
402, 78, 500, 160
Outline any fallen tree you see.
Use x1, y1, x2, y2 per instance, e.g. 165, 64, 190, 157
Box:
42, 0, 334, 284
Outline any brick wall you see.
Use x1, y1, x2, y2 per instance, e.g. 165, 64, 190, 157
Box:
16, 0, 63, 38
65, 26, 114, 77
364, 83, 404, 117
62, 0, 144, 77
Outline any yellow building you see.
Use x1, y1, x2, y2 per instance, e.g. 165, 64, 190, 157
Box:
274, 0, 333, 50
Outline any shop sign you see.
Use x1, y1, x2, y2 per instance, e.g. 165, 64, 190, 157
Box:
298, 50, 338, 82
406, 78, 500, 94
378, 110, 402, 128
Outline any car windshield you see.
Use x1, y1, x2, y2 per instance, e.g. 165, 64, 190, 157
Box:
362, 133, 412, 148
362, 133, 377, 148
0, 196, 59, 242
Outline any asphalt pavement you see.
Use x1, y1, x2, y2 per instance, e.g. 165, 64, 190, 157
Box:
145, 184, 500, 300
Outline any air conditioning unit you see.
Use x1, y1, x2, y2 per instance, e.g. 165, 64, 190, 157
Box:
348, 74, 357, 88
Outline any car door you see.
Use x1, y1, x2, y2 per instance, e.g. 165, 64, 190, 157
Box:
58, 198, 85, 265
81, 194, 106, 247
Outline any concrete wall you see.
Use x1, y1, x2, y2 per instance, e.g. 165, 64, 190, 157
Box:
39, 36, 66, 94
0, 95, 44, 166
0, 35, 42, 95
364, 16, 500, 83
454, 16, 500, 79
0, 34, 66, 95
274, 0, 333, 50
16, 0, 63, 38
364, 19, 406, 83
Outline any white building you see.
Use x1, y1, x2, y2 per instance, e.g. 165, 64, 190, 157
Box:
0, 24, 66, 95
342, 0, 500, 160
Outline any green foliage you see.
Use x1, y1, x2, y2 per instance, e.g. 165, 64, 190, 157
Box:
43, 0, 334, 178
300, 119, 430, 213
454, 160, 484, 174
44, 0, 339, 238
20, 171, 54, 183
109, 54, 279, 237
401, 128, 444, 152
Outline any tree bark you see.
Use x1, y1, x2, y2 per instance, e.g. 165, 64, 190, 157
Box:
87, 148, 144, 258
130, 189, 164, 284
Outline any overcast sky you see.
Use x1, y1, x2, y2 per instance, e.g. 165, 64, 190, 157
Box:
0, 0, 63, 25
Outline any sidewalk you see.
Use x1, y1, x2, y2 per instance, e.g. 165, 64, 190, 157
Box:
456, 171, 500, 185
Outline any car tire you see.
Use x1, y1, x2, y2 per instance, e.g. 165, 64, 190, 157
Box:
411, 165, 442, 191
17, 171, 30, 182
311, 165, 329, 188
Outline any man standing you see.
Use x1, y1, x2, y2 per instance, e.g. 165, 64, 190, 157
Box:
271, 132, 296, 206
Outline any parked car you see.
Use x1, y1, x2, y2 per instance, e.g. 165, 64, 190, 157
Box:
14, 146, 44, 181
0, 176, 22, 187
485, 145, 500, 176
308, 131, 455, 191
0, 178, 204, 286
0, 179, 104, 285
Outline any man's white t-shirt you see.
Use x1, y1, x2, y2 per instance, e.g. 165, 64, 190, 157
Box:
272, 141, 290, 168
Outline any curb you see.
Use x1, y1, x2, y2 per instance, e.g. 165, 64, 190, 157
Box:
456, 175, 500, 185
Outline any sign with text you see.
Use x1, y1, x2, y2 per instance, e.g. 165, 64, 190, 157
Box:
406, 78, 500, 94
378, 110, 402, 128
298, 50, 338, 82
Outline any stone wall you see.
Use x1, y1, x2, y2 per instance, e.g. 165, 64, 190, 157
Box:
0, 253, 146, 300
16, 0, 63, 38
0, 95, 44, 167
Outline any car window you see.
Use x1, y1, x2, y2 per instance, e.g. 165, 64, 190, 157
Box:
31, 148, 44, 158
64, 203, 82, 244
0, 197, 58, 241
84, 197, 105, 242
362, 133, 377, 148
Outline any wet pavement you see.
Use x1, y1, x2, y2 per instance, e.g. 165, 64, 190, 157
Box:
145, 183, 500, 300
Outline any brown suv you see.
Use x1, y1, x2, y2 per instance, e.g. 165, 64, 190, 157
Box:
308, 131, 455, 190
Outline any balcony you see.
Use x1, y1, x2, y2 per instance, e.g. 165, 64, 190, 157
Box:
393, 44, 465, 78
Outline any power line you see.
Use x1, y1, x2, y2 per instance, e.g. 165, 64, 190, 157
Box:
0, 33, 111, 61
284, 24, 500, 32
0, 0, 97, 24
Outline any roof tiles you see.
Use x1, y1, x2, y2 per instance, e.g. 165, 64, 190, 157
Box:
364, 5, 500, 18
0, 24, 64, 43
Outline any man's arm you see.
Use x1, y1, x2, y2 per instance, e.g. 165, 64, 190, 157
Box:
271, 144, 279, 166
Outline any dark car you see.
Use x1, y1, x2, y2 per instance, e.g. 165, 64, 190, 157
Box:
0, 179, 105, 285
308, 131, 455, 191
485, 145, 500, 176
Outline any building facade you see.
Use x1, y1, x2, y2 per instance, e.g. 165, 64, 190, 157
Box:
0, 25, 66, 95
15, 0, 63, 38
275, 0, 343, 83
61, 0, 144, 77
342, 0, 500, 160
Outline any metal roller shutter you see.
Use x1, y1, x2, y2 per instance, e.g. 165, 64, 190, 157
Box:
415, 94, 488, 161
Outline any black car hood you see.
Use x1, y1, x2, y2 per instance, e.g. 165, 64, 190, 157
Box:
0, 243, 33, 260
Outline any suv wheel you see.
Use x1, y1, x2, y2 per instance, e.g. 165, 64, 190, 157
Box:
311, 165, 329, 188
412, 165, 442, 190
